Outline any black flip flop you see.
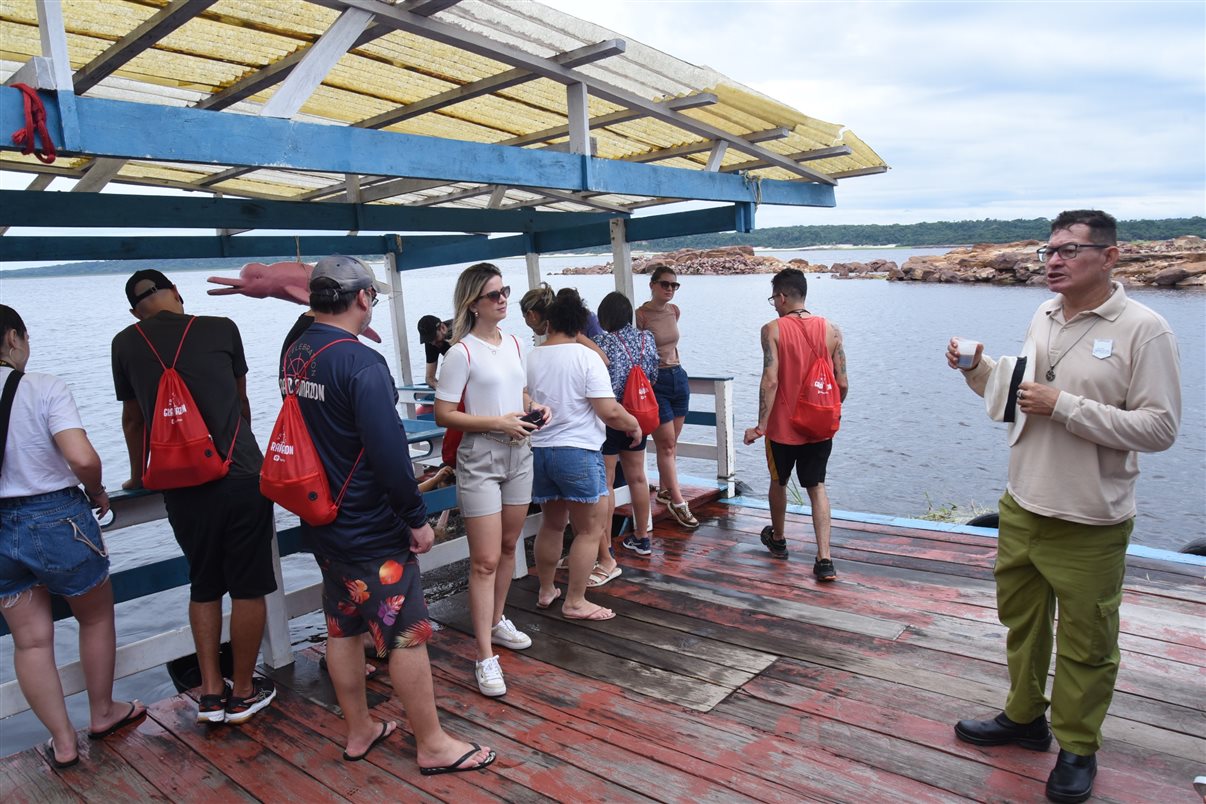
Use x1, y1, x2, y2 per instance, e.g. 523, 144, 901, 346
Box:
419, 742, 497, 776
342, 721, 394, 762
87, 701, 147, 740
42, 738, 79, 769
760, 526, 789, 559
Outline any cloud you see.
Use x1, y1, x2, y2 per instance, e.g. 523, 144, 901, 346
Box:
540, 0, 1206, 224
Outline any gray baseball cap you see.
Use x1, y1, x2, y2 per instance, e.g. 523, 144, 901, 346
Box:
310, 255, 391, 295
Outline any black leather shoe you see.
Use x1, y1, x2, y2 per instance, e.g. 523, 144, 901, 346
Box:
953, 712, 1052, 751
1045, 749, 1096, 803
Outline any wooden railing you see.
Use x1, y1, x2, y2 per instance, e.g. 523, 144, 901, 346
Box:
0, 376, 734, 718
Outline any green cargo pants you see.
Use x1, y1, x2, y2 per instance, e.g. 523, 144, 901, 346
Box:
996, 492, 1132, 755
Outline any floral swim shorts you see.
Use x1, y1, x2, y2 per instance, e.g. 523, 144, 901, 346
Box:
317, 552, 432, 657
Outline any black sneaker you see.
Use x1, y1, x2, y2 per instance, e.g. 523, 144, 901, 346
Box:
813, 558, 837, 582
760, 526, 788, 559
197, 682, 232, 724
224, 677, 276, 724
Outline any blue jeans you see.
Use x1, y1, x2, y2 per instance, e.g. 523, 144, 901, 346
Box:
652, 365, 690, 424
0, 487, 109, 601
531, 447, 607, 504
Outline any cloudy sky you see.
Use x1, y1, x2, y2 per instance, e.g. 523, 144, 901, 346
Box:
542, 0, 1206, 228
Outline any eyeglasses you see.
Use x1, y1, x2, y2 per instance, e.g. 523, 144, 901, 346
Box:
1036, 243, 1110, 263
767, 293, 783, 305
365, 288, 380, 307
655, 280, 681, 291
476, 285, 511, 304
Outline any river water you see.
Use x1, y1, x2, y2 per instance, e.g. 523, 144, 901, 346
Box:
0, 248, 1202, 753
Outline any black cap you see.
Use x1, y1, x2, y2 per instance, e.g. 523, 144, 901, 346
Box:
417, 315, 442, 344
125, 269, 174, 308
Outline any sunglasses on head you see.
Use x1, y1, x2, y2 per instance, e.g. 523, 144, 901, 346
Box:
655, 280, 681, 291
476, 285, 511, 303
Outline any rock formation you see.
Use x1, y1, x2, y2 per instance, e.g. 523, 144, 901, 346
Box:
559, 238, 1206, 288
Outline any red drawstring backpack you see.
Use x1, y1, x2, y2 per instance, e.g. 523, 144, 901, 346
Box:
261, 339, 363, 526
788, 317, 842, 443
619, 334, 659, 435
135, 318, 239, 490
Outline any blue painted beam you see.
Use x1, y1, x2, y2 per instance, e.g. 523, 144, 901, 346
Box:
0, 89, 837, 208
397, 204, 754, 269
0, 190, 619, 233
0, 234, 477, 263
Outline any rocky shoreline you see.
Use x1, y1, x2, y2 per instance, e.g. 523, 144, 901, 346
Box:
560, 237, 1206, 288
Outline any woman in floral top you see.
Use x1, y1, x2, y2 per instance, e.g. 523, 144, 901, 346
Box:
592, 292, 660, 563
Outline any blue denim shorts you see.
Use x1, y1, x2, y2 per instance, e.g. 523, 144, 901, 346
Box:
0, 487, 109, 602
531, 447, 607, 504
652, 364, 690, 424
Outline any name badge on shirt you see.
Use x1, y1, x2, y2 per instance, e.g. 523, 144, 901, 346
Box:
1092, 339, 1113, 359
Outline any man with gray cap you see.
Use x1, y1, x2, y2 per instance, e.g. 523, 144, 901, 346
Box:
282, 256, 496, 772
111, 269, 278, 725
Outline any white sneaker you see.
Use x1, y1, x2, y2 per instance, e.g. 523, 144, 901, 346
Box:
475, 655, 506, 697
491, 616, 532, 650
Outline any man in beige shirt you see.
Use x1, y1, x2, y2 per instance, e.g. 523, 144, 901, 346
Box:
945, 210, 1181, 804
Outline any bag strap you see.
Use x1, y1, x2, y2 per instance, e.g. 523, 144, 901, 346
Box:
134, 316, 197, 370
788, 315, 828, 363
332, 448, 365, 509
0, 369, 24, 476
284, 337, 358, 395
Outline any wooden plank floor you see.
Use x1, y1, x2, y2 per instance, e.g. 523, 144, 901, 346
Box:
3, 501, 1203, 802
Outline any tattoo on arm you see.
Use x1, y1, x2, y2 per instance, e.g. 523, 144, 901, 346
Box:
761, 326, 773, 369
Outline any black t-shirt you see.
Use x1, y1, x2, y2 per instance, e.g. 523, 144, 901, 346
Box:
284, 322, 427, 561
111, 311, 262, 478
424, 320, 453, 365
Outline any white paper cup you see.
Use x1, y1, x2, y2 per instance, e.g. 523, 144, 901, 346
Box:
955, 337, 980, 369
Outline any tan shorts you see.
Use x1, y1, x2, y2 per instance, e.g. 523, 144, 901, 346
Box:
455, 433, 534, 518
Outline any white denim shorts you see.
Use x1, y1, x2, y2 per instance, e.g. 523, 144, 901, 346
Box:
455, 433, 534, 518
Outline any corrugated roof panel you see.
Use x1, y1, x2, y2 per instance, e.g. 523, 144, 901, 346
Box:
0, 0, 886, 212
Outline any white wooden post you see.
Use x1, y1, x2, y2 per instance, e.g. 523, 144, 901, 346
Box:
714, 378, 736, 496
525, 250, 541, 290
611, 218, 634, 302
259, 524, 294, 668
384, 250, 416, 415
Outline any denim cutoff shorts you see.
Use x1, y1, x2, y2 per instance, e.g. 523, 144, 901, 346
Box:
0, 487, 109, 603
531, 447, 607, 504
652, 364, 690, 424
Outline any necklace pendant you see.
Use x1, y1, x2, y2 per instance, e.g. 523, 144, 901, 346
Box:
1046, 368, 1056, 381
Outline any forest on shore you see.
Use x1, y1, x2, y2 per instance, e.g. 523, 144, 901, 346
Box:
633, 216, 1205, 252
5, 216, 1203, 278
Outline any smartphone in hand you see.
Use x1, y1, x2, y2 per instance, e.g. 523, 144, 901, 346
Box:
520, 409, 546, 429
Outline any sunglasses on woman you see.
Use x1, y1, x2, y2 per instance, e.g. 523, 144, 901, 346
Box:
655, 280, 681, 291
476, 285, 511, 303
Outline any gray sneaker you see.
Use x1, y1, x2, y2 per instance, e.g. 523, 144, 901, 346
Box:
475, 655, 506, 697
490, 616, 532, 650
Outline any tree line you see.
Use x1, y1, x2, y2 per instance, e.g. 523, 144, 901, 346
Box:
629, 216, 1206, 252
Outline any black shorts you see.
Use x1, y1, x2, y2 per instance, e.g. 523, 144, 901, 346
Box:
318, 552, 432, 657
766, 438, 833, 489
163, 474, 277, 603
600, 425, 648, 456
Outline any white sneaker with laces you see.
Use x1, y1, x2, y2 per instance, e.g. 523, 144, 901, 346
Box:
491, 616, 532, 650
475, 655, 507, 697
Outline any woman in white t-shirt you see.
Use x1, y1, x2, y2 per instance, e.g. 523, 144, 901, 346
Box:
0, 305, 146, 767
527, 290, 639, 622
434, 264, 549, 698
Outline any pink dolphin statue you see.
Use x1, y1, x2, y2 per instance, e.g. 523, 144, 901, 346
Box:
208, 261, 384, 342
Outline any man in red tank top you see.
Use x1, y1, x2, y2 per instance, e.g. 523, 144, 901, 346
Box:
742, 269, 849, 580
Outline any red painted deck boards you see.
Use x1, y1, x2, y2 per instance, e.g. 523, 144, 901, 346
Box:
3, 500, 1202, 802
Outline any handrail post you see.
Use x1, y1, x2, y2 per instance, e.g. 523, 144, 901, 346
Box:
259, 521, 294, 669
714, 378, 736, 497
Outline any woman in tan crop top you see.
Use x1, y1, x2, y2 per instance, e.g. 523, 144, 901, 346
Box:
635, 267, 699, 529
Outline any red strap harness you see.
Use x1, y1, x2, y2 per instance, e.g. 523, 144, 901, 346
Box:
9, 84, 56, 164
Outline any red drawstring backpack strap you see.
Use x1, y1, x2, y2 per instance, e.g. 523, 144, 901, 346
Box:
9, 84, 56, 164
287, 338, 364, 497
